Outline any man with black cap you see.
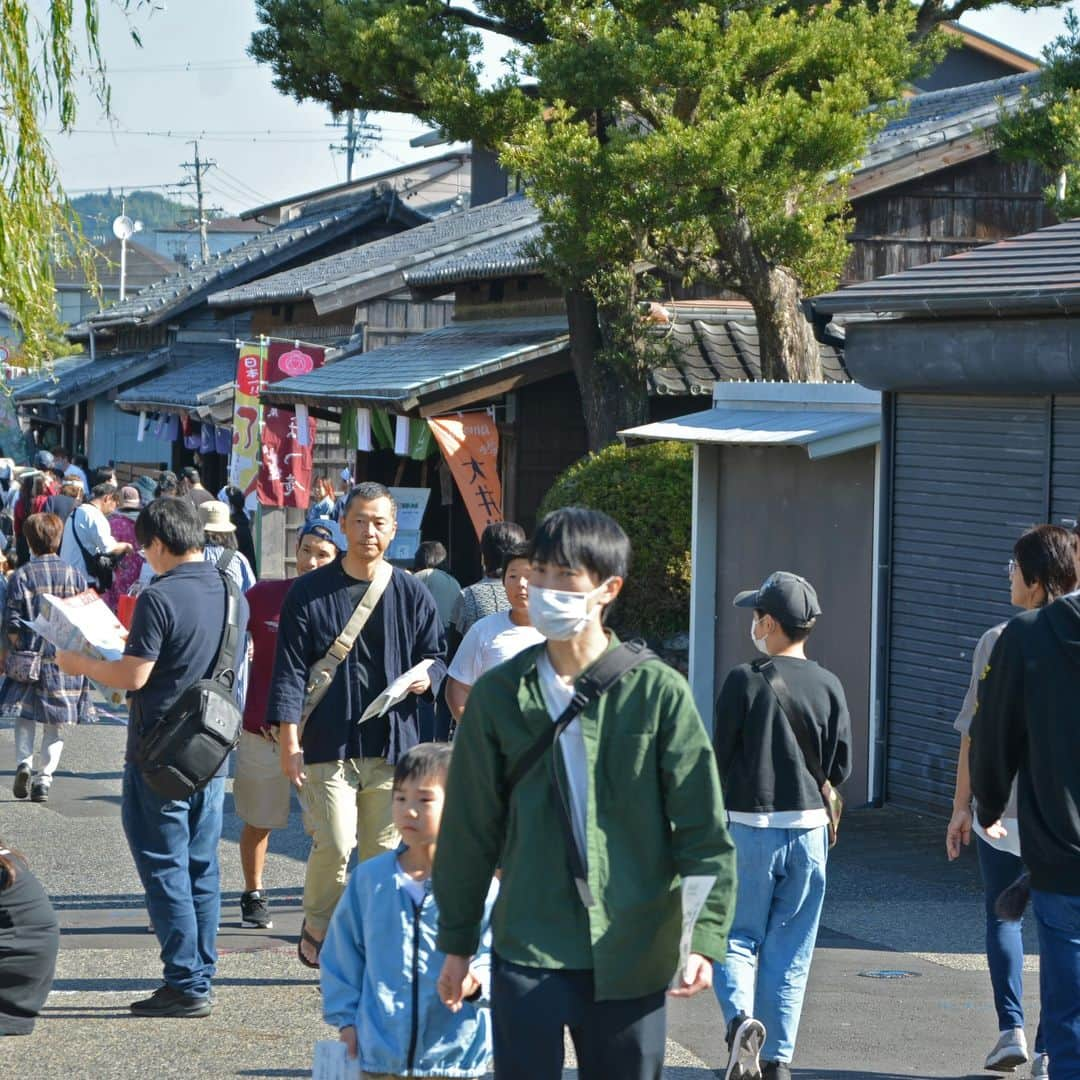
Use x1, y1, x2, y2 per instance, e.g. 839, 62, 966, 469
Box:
712, 571, 851, 1080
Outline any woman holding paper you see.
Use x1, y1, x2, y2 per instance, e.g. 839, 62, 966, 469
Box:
0, 513, 93, 803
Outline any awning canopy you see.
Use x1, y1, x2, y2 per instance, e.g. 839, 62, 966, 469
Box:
11, 349, 171, 408
262, 316, 571, 416
115, 352, 236, 423
620, 383, 881, 460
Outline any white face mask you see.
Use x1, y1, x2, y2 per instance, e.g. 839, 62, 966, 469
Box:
528, 580, 611, 641
750, 616, 770, 655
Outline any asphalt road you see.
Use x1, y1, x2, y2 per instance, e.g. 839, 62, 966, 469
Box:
0, 717, 1042, 1079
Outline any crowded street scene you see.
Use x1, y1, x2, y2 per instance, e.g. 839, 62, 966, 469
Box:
1, 1, 1080, 1078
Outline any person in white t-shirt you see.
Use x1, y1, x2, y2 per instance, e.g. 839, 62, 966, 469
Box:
58, 482, 132, 592
445, 543, 542, 722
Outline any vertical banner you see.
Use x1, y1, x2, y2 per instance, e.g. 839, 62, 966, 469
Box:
230, 342, 265, 498
257, 342, 325, 509
427, 412, 502, 539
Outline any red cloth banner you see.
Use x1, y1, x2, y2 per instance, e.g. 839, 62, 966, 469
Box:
256, 342, 324, 508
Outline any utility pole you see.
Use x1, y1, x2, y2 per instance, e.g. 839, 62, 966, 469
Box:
177, 141, 221, 262
328, 110, 381, 181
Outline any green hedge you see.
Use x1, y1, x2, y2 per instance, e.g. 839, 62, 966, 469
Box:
538, 440, 693, 640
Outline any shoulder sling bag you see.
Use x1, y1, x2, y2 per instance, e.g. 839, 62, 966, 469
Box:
137, 571, 243, 800
753, 657, 843, 847
298, 559, 393, 743
504, 639, 657, 908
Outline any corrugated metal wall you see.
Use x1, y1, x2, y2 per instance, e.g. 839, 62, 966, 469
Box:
886, 394, 1049, 812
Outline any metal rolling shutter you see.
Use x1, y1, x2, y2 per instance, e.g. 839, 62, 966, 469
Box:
1051, 396, 1080, 526
887, 395, 1048, 813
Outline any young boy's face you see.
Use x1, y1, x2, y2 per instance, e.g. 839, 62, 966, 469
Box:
392, 774, 447, 847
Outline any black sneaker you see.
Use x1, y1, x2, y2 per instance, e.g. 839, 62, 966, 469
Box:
763, 1062, 792, 1080
30, 779, 50, 803
240, 890, 273, 929
12, 764, 31, 800
129, 984, 211, 1018
725, 1012, 766, 1080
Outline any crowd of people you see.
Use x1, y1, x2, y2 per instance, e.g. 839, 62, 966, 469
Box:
0, 462, 1077, 1080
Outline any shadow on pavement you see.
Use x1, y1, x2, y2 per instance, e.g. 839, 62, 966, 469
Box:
795, 1073, 991, 1080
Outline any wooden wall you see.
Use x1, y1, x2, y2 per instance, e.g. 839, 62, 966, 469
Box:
845, 153, 1056, 284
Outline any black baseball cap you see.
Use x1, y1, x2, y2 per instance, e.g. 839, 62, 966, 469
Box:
734, 571, 822, 628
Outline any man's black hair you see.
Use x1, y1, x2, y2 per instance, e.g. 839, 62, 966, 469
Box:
181, 465, 201, 484
90, 481, 118, 502
480, 521, 526, 575
754, 608, 817, 645
1014, 524, 1077, 601
393, 742, 452, 790
501, 540, 532, 578
530, 507, 631, 583
90, 467, 115, 490
342, 481, 397, 518
413, 540, 448, 571
135, 497, 204, 556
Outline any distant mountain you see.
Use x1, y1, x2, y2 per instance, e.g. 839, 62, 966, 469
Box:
71, 190, 202, 239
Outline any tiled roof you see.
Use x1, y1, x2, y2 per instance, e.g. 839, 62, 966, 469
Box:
404, 222, 544, 289
810, 218, 1080, 318
262, 316, 569, 410
208, 196, 538, 309
649, 312, 848, 395
11, 348, 172, 407
70, 190, 419, 334
114, 349, 237, 416
855, 71, 1040, 179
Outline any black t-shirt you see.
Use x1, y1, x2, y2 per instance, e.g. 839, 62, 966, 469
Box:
123, 560, 249, 763
341, 565, 388, 759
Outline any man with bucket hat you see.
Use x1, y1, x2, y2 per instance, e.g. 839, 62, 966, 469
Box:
712, 571, 852, 1080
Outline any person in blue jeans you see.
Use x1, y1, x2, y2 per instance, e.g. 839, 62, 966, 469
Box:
947, 525, 1073, 1077
713, 572, 851, 1080
973, 526, 1080, 1080
58, 497, 248, 1019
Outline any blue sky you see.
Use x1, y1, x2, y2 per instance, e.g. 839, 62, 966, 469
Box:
49, 1, 1073, 215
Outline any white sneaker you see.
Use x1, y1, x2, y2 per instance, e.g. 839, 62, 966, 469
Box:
1030, 1053, 1049, 1079
986, 1028, 1029, 1072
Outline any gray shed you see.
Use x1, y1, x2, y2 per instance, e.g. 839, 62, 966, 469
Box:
809, 219, 1080, 813
622, 382, 881, 807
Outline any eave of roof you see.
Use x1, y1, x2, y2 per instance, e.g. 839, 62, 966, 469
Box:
114, 351, 237, 418
11, 348, 172, 407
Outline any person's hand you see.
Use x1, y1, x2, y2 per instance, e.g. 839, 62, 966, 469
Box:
946, 805, 973, 860
279, 727, 305, 788
669, 953, 713, 998
55, 649, 86, 677
407, 670, 432, 696
985, 819, 1009, 840
438, 954, 472, 1012
339, 1025, 358, 1060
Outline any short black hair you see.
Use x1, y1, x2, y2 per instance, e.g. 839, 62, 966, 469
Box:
181, 465, 201, 484
90, 467, 115, 490
135, 497, 204, 556
342, 481, 396, 518
413, 540, 448, 571
1014, 524, 1077, 602
90, 481, 118, 502
393, 742, 452, 790
480, 521, 526, 575
501, 541, 531, 579
530, 507, 631, 584
155, 470, 179, 497
755, 608, 817, 644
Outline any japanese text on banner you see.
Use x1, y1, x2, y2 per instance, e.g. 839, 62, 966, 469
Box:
427, 413, 502, 540
230, 343, 265, 499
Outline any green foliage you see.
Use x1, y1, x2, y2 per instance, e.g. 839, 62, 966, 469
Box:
72, 189, 199, 238
539, 440, 693, 639
995, 8, 1080, 218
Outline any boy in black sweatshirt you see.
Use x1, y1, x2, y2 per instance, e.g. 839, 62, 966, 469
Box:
972, 593, 1080, 1078
713, 571, 851, 1080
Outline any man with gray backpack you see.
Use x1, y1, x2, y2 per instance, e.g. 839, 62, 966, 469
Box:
58, 497, 247, 1018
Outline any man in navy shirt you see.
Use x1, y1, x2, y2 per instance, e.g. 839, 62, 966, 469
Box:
59, 498, 248, 1018
267, 481, 446, 967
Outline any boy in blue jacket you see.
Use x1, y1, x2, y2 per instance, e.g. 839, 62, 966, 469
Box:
320, 743, 497, 1078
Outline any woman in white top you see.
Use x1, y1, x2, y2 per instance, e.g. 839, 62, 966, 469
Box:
445, 542, 542, 721
946, 524, 1077, 1078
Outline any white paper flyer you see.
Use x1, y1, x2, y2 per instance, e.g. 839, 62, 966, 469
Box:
673, 874, 717, 988
359, 659, 435, 724
311, 1039, 363, 1080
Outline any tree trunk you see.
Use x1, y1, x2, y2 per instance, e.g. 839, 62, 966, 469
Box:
727, 222, 823, 382
565, 288, 650, 451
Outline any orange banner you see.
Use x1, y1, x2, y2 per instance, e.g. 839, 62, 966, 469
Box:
427, 413, 502, 539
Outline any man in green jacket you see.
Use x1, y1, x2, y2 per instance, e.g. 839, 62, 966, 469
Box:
434, 506, 736, 1080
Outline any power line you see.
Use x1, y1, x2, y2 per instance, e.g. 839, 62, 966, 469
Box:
174, 141, 221, 261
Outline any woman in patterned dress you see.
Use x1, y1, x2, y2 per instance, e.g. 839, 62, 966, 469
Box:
1, 513, 93, 802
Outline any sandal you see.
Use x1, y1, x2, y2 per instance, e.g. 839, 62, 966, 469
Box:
297, 919, 323, 969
